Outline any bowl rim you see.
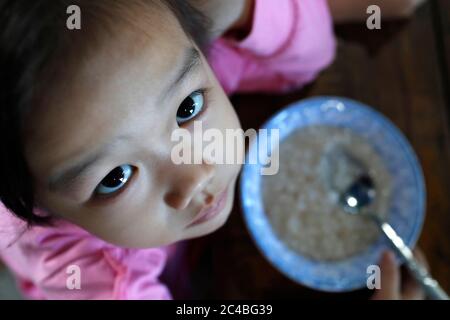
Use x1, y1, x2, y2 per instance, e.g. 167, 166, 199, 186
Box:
239, 96, 426, 292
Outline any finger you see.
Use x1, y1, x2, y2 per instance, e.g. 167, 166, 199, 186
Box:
371, 251, 401, 300
402, 248, 428, 300
402, 272, 425, 300
413, 248, 429, 270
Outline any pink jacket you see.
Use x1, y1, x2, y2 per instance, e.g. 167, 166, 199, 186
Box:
0, 0, 335, 299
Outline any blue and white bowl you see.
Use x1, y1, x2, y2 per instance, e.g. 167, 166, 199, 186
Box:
240, 97, 426, 292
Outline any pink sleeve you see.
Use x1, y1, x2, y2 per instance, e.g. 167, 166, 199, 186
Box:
208, 0, 336, 95
0, 212, 172, 300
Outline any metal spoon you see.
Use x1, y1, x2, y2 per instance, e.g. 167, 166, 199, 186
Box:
340, 174, 449, 300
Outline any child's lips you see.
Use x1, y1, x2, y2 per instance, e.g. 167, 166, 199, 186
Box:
187, 188, 229, 227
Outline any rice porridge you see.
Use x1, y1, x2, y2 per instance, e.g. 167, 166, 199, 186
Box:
263, 126, 391, 261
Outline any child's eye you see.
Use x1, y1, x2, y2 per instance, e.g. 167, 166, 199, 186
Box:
95, 165, 134, 195
176, 90, 205, 125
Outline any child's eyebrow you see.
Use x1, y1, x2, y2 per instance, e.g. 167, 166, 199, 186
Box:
48, 135, 132, 193
159, 46, 202, 101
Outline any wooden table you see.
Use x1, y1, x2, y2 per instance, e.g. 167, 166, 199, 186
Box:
186, 1, 450, 299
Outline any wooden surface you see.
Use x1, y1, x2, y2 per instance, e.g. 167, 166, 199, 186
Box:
186, 1, 450, 299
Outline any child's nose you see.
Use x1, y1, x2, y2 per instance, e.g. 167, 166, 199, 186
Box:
163, 162, 215, 210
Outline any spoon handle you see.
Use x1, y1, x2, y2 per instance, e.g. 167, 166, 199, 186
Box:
371, 215, 449, 300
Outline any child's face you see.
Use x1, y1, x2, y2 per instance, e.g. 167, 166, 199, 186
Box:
22, 6, 242, 248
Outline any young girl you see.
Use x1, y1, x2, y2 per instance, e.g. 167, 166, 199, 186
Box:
0, 0, 426, 299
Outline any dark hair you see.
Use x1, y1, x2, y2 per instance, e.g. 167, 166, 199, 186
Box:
0, 0, 212, 226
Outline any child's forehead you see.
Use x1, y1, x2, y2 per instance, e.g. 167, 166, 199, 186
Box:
85, 2, 190, 67
36, 2, 192, 110
82, 13, 190, 81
